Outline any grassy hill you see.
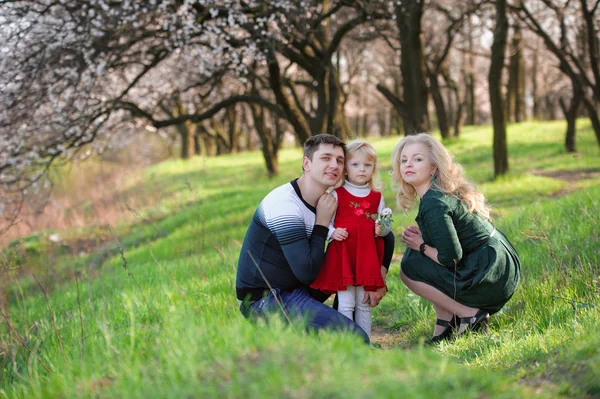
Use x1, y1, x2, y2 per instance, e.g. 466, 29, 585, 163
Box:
1, 120, 599, 398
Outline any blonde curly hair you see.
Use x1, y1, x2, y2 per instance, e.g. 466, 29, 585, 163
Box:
390, 133, 491, 220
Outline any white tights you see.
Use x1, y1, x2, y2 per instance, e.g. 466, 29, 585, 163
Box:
337, 285, 371, 337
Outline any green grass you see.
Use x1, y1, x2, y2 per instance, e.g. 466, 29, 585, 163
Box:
1, 119, 599, 398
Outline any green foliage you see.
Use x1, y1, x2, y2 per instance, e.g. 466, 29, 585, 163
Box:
1, 120, 599, 398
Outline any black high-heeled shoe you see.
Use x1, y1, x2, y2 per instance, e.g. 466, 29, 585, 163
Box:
458, 309, 490, 335
426, 315, 459, 345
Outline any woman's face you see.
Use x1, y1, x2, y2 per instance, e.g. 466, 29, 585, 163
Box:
399, 143, 436, 189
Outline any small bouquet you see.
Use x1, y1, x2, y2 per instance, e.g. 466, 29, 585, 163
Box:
373, 207, 394, 230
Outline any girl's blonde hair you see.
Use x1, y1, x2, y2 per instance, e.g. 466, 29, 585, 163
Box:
390, 133, 491, 220
345, 140, 383, 191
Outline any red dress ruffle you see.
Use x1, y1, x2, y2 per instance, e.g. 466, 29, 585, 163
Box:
310, 187, 386, 294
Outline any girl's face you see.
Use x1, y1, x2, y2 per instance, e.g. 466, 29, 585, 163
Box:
345, 151, 375, 186
399, 143, 436, 189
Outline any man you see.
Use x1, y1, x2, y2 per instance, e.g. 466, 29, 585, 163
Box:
236, 134, 390, 343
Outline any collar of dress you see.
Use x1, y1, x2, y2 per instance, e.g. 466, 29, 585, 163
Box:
344, 180, 369, 190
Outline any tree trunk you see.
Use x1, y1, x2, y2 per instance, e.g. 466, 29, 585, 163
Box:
333, 71, 351, 140
174, 101, 196, 159
392, 110, 403, 135
376, 109, 388, 136
506, 23, 526, 123
428, 71, 450, 138
489, 0, 509, 177
336, 105, 351, 140
442, 69, 462, 137
581, 0, 600, 104
582, 97, 600, 148
394, 67, 404, 135
193, 128, 201, 155
249, 85, 280, 177
361, 113, 369, 137
242, 105, 255, 151
326, 68, 338, 136
266, 52, 312, 143
465, 73, 476, 125
559, 88, 582, 153
177, 123, 195, 159
446, 84, 455, 135
454, 100, 463, 138
226, 106, 240, 154
531, 41, 541, 120
395, 1, 429, 134
464, 15, 477, 126
199, 124, 217, 156
376, 84, 413, 135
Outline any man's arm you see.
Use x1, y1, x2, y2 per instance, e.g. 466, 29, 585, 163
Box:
363, 232, 395, 307
268, 193, 337, 285
381, 232, 395, 271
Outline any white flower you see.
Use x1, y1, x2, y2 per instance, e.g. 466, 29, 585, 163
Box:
381, 207, 393, 216
376, 208, 394, 230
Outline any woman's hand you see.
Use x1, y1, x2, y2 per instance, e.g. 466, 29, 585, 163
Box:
401, 225, 424, 251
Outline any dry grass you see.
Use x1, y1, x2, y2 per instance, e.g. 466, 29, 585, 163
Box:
1, 164, 164, 247
0, 133, 175, 247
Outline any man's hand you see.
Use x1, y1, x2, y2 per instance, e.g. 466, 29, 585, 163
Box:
363, 287, 387, 307
331, 227, 348, 241
362, 266, 388, 307
315, 192, 337, 226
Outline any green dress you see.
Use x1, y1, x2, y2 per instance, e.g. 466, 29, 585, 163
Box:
401, 189, 521, 314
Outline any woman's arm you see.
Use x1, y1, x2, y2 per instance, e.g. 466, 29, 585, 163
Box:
402, 198, 462, 268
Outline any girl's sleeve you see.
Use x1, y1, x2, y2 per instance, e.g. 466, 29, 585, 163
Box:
327, 190, 338, 241
377, 195, 391, 236
420, 197, 462, 268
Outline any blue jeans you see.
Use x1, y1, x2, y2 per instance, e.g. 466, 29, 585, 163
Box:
239, 287, 370, 344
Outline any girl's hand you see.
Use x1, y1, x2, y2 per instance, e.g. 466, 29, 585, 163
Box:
401, 225, 424, 251
331, 228, 348, 241
375, 223, 382, 237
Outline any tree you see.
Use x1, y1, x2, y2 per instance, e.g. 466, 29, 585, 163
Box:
489, 0, 510, 177
422, 1, 482, 138
376, 0, 430, 135
1, 0, 391, 200
515, 0, 600, 149
506, 22, 526, 123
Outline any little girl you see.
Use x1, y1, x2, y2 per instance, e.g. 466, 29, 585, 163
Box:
310, 140, 391, 337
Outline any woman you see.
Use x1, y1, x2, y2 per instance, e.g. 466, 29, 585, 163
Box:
391, 133, 521, 343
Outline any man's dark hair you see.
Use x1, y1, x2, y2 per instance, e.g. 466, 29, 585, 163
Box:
303, 133, 346, 161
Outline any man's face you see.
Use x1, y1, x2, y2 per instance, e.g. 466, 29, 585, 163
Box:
303, 143, 345, 188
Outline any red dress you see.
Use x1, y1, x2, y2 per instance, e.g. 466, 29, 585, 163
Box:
310, 187, 386, 294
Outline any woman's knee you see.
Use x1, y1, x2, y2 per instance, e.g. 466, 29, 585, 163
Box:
400, 270, 412, 286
